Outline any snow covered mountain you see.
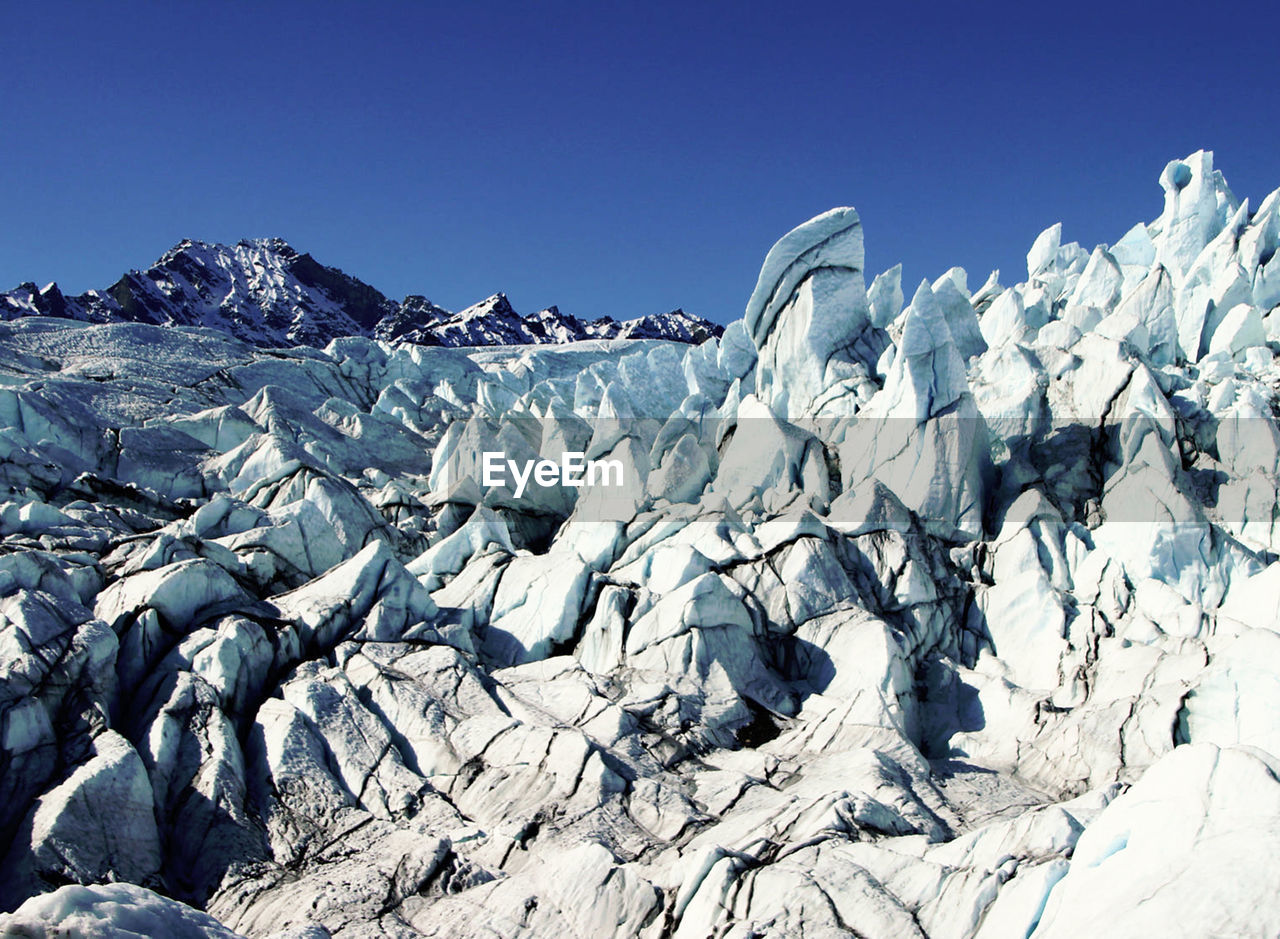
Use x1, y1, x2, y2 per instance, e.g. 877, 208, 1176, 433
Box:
2, 150, 1280, 938
378, 292, 718, 347
0, 238, 722, 349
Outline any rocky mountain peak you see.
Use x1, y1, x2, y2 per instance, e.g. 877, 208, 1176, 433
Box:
2, 246, 721, 349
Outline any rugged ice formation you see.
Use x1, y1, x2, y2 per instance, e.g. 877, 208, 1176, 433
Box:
2, 150, 1280, 937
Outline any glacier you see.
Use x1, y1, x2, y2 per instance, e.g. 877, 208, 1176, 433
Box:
1, 150, 1279, 937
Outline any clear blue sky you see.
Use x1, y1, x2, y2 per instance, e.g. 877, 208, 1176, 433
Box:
3, 1, 1279, 324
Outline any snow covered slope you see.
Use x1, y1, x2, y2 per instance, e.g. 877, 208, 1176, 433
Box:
2, 150, 1280, 938
1, 239, 722, 349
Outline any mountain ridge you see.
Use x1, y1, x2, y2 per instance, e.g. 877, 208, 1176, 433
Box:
0, 237, 722, 349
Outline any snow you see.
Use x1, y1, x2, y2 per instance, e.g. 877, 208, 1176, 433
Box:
3, 244, 721, 351
1032, 745, 1280, 938
0, 882, 244, 938
1, 149, 1279, 937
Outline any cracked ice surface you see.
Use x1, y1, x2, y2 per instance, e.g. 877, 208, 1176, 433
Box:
3, 151, 1280, 937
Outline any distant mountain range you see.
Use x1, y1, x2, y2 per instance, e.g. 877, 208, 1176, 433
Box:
0, 238, 722, 348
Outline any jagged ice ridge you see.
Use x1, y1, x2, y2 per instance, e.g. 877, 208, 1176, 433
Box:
1, 151, 1280, 937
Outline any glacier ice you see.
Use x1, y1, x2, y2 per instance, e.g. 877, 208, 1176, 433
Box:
1, 151, 1280, 936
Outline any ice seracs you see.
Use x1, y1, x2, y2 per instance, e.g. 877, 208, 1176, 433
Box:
1, 150, 1280, 937
745, 206, 884, 416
